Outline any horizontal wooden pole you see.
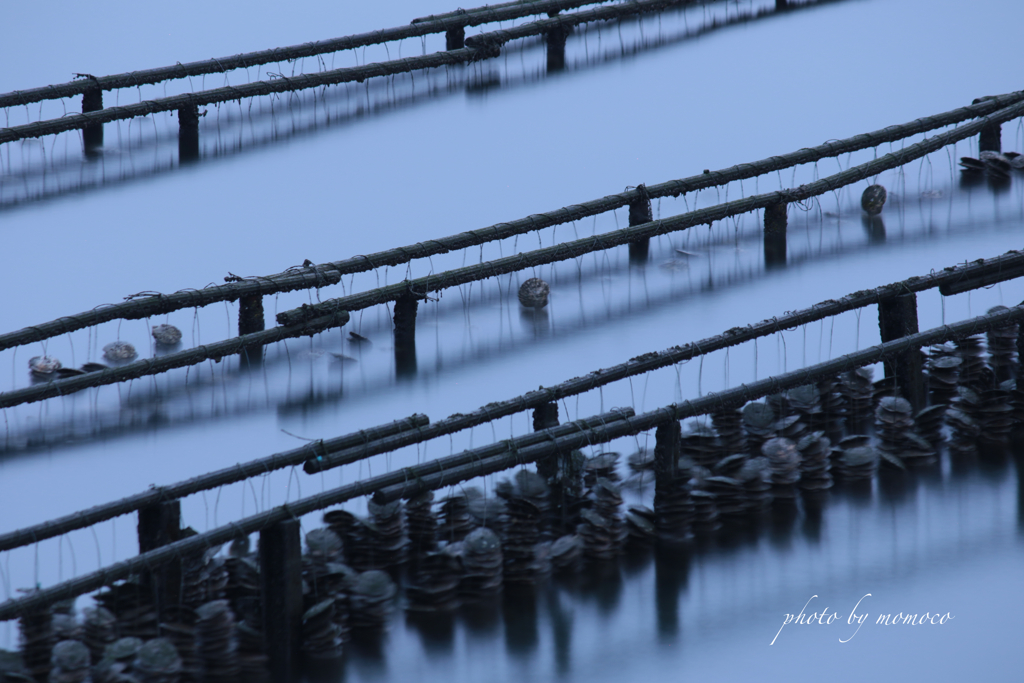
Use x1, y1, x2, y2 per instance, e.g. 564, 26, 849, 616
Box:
0, 268, 340, 352
5, 85, 1018, 352
0, 310, 349, 410
0, 414, 426, 553
0, 0, 608, 108
4, 304, 1023, 621
278, 99, 1024, 326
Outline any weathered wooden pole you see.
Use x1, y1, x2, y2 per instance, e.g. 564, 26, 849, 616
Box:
763, 202, 787, 269
445, 25, 466, 50
238, 294, 265, 368
81, 84, 103, 152
862, 214, 886, 243
628, 185, 653, 263
653, 420, 684, 541
533, 402, 560, 481
973, 96, 1001, 153
260, 519, 303, 683
878, 293, 927, 411
394, 291, 419, 378
1018, 321, 1024, 394
546, 26, 569, 73
178, 103, 200, 163
137, 500, 182, 613
653, 421, 680, 485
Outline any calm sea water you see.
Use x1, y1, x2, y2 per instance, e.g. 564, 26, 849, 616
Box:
2, 0, 1024, 679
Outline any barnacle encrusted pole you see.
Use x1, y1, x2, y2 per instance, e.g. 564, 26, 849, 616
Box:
628, 184, 654, 263
0, 0, 610, 109
0, 409, 635, 620
974, 95, 1003, 152
276, 99, 1024, 327
0, 44, 499, 145
4, 304, 1024, 619
393, 289, 421, 379
0, 414, 428, 553
0, 309, 350, 410
878, 293, 926, 411
2, 0, 727, 146
2, 89, 1020, 353
763, 202, 788, 269
343, 303, 1024, 507
0, 268, 340, 352
300, 250, 1024, 474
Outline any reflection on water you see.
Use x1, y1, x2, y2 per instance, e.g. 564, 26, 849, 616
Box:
327, 448, 1023, 682
3, 0, 1024, 677
861, 214, 886, 243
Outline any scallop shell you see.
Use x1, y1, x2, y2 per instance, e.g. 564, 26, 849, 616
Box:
518, 278, 550, 309
151, 324, 182, 346
28, 355, 61, 375
860, 184, 887, 215
102, 341, 137, 362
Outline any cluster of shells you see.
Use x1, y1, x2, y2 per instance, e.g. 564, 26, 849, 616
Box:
959, 150, 1024, 179
8, 318, 1021, 678
27, 326, 183, 381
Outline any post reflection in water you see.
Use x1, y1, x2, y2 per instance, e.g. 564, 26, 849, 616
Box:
544, 584, 573, 677
346, 442, 1024, 683
861, 214, 886, 243
654, 543, 689, 643
502, 585, 540, 659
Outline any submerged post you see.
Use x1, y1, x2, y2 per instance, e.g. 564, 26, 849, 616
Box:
238, 294, 265, 367
628, 185, 653, 263
653, 420, 688, 541
546, 26, 569, 73
261, 519, 302, 683
1018, 321, 1024, 394
137, 500, 182, 612
178, 103, 200, 163
81, 84, 103, 152
653, 420, 681, 487
394, 290, 419, 378
973, 96, 1001, 153
764, 202, 787, 269
878, 293, 926, 411
533, 402, 560, 481
445, 25, 466, 50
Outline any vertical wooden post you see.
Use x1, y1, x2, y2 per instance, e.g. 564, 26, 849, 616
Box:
1017, 322, 1024, 394
179, 103, 200, 163
238, 294, 265, 368
653, 421, 684, 540
260, 519, 302, 683
878, 293, 927, 411
764, 203, 787, 269
973, 96, 1001, 153
394, 291, 419, 378
238, 294, 265, 336
546, 26, 568, 74
137, 500, 182, 613
654, 421, 681, 488
628, 185, 653, 264
445, 25, 465, 50
533, 402, 560, 481
82, 86, 104, 152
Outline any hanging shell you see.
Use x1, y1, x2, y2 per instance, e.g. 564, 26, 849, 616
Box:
860, 184, 887, 216
518, 278, 550, 309
151, 324, 182, 346
102, 341, 137, 362
28, 356, 62, 376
